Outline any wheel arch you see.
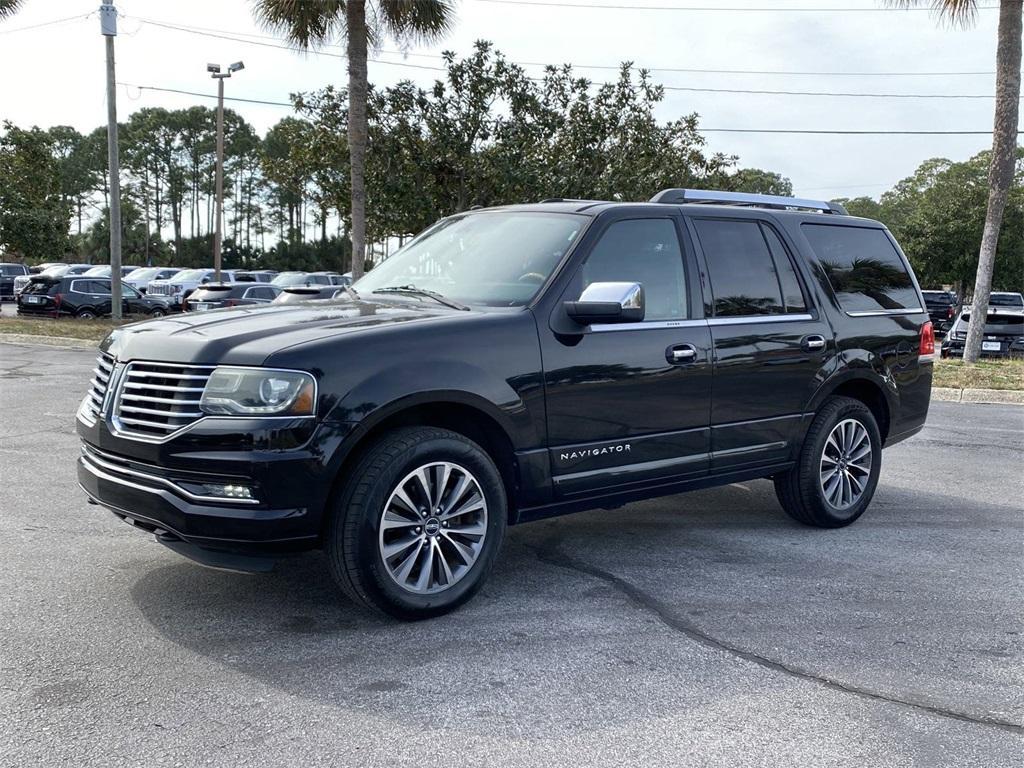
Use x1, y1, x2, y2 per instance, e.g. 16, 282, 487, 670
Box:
809, 371, 894, 443
323, 393, 521, 534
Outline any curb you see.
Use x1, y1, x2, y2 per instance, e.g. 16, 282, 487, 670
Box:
0, 333, 99, 350
932, 386, 1024, 406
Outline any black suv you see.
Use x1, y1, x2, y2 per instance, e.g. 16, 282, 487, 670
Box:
76, 190, 933, 619
921, 290, 958, 334
18, 276, 167, 318
184, 282, 281, 311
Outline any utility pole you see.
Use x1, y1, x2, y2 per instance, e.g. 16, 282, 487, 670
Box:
208, 61, 244, 282
100, 3, 122, 320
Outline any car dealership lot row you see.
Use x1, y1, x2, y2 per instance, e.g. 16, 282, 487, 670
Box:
0, 341, 1021, 768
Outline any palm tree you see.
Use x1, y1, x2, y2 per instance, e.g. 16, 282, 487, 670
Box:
0, 0, 24, 19
890, 1, 1021, 363
253, 0, 456, 281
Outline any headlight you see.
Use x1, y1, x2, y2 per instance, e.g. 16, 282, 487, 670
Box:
199, 367, 316, 416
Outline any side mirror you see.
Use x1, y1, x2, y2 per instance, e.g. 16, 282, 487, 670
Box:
565, 282, 644, 325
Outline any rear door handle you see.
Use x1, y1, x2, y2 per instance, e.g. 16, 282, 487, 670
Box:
802, 334, 827, 351
667, 344, 697, 364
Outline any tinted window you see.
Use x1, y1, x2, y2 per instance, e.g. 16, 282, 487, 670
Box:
761, 225, 807, 313
581, 218, 687, 321
693, 219, 784, 316
989, 293, 1024, 308
90, 280, 111, 295
1, 264, 26, 276
802, 224, 918, 312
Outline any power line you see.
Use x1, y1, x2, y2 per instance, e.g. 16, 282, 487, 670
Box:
119, 83, 293, 107
135, 16, 996, 77
0, 13, 90, 34
119, 81, 1015, 136
134, 18, 1003, 99
473, 0, 997, 11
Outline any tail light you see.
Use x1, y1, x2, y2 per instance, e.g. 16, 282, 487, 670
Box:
919, 321, 935, 358
225, 299, 239, 307
947, 306, 954, 319
53, 293, 63, 310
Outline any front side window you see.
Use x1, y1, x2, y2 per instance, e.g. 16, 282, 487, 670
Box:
694, 218, 788, 317
802, 224, 918, 313
355, 212, 585, 308
579, 218, 687, 321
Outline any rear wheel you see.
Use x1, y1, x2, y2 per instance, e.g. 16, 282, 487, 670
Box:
774, 396, 882, 528
75, 308, 97, 319
325, 427, 507, 620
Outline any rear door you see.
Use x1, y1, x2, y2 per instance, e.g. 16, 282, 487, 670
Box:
687, 215, 835, 472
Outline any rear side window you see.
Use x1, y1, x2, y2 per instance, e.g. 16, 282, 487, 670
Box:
801, 224, 918, 313
694, 218, 808, 317
1, 264, 26, 276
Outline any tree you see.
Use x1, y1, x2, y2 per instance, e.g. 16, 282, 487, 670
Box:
0, 0, 23, 19
890, 0, 1022, 362
0, 122, 70, 260
725, 168, 794, 196
253, 0, 456, 282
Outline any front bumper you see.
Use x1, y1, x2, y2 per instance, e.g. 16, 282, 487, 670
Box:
77, 432, 343, 556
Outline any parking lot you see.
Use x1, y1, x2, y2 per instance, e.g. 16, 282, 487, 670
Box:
1, 341, 1021, 767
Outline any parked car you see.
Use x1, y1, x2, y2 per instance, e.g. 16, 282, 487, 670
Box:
234, 270, 279, 283
82, 265, 140, 278
270, 271, 345, 288
77, 189, 933, 620
921, 290, 958, 334
0, 263, 29, 300
13, 263, 92, 297
145, 268, 237, 310
29, 262, 67, 274
124, 267, 181, 293
17, 275, 168, 319
941, 308, 1024, 359
271, 285, 345, 305
184, 282, 281, 311
985, 291, 1024, 310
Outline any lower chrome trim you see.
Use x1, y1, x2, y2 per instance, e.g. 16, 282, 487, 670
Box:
80, 445, 259, 505
846, 308, 925, 317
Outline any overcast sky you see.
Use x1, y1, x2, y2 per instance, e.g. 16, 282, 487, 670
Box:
0, 0, 1008, 202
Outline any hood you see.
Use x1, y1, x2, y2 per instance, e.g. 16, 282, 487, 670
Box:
102, 296, 471, 365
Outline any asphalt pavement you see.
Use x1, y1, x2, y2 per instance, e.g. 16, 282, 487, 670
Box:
1, 341, 1021, 767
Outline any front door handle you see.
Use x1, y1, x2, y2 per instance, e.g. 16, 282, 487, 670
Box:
802, 334, 827, 351
667, 344, 697, 364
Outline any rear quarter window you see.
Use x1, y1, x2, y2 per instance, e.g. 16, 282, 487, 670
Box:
801, 224, 920, 313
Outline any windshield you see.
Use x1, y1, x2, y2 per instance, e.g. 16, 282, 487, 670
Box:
354, 212, 585, 307
271, 272, 311, 287
84, 266, 110, 276
170, 269, 208, 283
126, 267, 159, 280
40, 265, 69, 277
988, 293, 1024, 307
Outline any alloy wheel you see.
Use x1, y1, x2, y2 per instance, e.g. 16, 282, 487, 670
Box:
378, 461, 488, 594
819, 418, 873, 510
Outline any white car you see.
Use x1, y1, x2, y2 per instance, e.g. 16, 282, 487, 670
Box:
145, 268, 236, 309
124, 266, 181, 294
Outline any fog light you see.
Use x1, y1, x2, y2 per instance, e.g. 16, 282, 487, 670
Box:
201, 483, 254, 500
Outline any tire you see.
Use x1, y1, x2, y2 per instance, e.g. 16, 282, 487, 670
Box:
773, 396, 882, 528
325, 426, 507, 620
149, 308, 166, 318
75, 309, 97, 319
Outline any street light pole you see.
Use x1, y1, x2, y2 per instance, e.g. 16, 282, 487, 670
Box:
100, 3, 122, 320
208, 61, 243, 283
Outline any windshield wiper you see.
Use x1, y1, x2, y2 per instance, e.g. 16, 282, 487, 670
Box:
373, 285, 470, 311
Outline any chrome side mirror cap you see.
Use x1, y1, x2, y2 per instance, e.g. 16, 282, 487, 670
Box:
564, 281, 645, 325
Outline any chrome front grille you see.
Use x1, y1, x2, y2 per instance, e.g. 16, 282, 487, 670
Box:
147, 283, 172, 296
85, 353, 115, 420
112, 361, 214, 438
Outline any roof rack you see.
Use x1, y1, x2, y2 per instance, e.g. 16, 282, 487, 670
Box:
538, 197, 604, 204
650, 188, 848, 215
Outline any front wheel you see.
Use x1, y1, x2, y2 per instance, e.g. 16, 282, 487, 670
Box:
774, 396, 882, 528
325, 427, 507, 620
149, 307, 166, 318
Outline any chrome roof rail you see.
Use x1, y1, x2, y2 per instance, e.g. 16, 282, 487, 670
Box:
650, 188, 848, 215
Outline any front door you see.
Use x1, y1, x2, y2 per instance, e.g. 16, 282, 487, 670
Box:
687, 215, 836, 471
540, 214, 712, 499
